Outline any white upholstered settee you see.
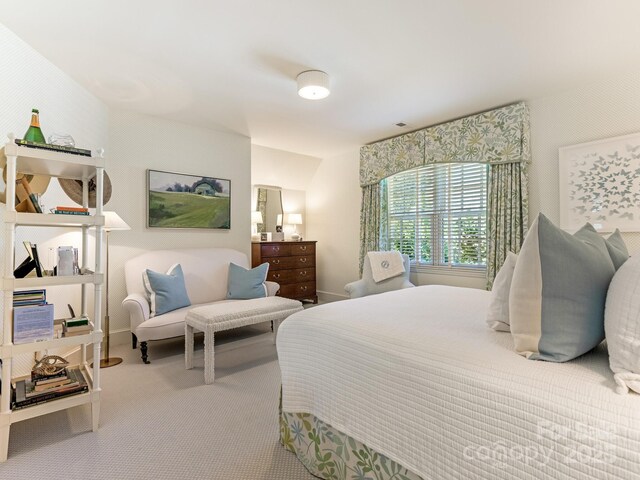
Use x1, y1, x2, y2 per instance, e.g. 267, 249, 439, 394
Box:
122, 247, 279, 364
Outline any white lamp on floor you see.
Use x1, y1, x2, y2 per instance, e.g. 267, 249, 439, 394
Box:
101, 211, 130, 368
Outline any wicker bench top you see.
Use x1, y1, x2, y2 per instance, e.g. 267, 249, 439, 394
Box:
185, 297, 303, 331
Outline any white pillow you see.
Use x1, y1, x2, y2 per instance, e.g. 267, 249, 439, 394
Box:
605, 254, 640, 394
486, 252, 518, 332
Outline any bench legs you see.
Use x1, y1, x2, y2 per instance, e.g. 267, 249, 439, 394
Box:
185, 323, 215, 384
203, 330, 215, 384
185, 324, 194, 370
140, 342, 150, 364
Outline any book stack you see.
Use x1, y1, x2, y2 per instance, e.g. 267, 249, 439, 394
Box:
53, 205, 90, 216
12, 367, 88, 410
13, 289, 46, 307
63, 316, 91, 337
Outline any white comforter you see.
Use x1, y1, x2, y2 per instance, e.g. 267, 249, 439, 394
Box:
277, 285, 640, 480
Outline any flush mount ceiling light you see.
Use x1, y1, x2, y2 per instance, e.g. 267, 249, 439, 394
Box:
297, 70, 330, 100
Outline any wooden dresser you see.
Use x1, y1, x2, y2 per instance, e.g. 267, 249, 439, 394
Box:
251, 241, 317, 303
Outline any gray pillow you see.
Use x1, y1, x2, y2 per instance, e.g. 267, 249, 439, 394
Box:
510, 214, 615, 362
604, 229, 629, 270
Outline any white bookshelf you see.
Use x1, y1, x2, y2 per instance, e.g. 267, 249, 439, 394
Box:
0, 135, 105, 462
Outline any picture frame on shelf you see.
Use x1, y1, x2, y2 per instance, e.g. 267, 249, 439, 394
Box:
559, 132, 640, 232
147, 169, 231, 229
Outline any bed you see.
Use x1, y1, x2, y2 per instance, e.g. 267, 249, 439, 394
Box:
276, 285, 640, 480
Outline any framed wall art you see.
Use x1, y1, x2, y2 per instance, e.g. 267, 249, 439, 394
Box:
147, 169, 231, 229
559, 132, 640, 232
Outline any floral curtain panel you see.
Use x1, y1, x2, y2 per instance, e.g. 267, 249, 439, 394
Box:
358, 102, 531, 284
359, 184, 381, 273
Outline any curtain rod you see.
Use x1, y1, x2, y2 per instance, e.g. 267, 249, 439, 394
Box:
364, 100, 525, 146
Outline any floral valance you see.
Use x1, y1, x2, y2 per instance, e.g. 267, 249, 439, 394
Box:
360, 102, 530, 186
360, 131, 425, 187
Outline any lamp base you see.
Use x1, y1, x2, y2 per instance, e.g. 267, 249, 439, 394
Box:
98, 357, 123, 368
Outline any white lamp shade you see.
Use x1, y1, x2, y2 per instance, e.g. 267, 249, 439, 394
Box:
287, 213, 303, 225
297, 70, 330, 100
251, 211, 263, 224
103, 211, 130, 231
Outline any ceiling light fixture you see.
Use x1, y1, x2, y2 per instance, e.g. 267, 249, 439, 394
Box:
297, 70, 330, 100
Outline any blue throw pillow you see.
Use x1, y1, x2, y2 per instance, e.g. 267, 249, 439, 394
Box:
226, 262, 269, 299
142, 264, 191, 317
510, 214, 615, 362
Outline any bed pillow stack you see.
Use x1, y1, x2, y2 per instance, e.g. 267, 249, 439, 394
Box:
605, 254, 640, 394
508, 214, 618, 362
486, 252, 518, 332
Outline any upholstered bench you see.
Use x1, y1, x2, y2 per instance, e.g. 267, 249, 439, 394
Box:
184, 296, 303, 384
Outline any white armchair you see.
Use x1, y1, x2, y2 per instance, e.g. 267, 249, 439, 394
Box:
344, 253, 414, 299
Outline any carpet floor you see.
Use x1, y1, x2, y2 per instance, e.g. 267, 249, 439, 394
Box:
2, 325, 316, 480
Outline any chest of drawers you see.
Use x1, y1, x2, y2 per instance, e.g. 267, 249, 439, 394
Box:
251, 241, 317, 303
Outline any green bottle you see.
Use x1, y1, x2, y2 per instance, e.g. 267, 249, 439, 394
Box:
23, 108, 46, 144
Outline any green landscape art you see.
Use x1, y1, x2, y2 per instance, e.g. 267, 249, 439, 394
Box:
147, 169, 231, 229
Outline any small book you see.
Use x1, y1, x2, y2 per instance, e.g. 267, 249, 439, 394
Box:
56, 206, 88, 212
64, 324, 91, 333
32, 367, 68, 383
65, 316, 89, 328
53, 210, 90, 216
33, 378, 72, 392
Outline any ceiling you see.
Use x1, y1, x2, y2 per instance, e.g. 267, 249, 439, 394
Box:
2, 0, 640, 158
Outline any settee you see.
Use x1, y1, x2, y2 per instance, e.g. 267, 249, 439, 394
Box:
122, 247, 279, 364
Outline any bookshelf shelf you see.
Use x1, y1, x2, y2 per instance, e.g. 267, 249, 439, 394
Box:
0, 137, 104, 462
0, 331, 102, 358
3, 274, 104, 291
7, 364, 96, 424
4, 211, 105, 227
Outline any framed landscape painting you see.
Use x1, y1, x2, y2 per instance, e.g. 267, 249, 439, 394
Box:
559, 132, 640, 232
147, 169, 231, 229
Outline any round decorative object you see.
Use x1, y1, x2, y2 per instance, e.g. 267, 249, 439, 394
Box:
32, 355, 69, 376
0, 154, 51, 204
58, 172, 112, 208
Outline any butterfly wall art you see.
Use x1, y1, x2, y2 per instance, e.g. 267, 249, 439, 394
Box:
559, 132, 640, 232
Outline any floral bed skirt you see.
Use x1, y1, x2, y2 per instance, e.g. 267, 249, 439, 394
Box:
280, 398, 422, 480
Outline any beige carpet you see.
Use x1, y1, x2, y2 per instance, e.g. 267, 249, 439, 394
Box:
2, 325, 316, 480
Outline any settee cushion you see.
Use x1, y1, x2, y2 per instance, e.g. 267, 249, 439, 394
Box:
143, 263, 191, 317
226, 262, 269, 299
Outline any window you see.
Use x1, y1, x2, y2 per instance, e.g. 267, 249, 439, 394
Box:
382, 162, 488, 272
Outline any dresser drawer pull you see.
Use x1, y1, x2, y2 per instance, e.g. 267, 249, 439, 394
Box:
273, 246, 280, 252
299, 245, 307, 251
300, 286, 308, 291
299, 271, 307, 276
300, 258, 307, 263
273, 273, 281, 279
271, 259, 280, 265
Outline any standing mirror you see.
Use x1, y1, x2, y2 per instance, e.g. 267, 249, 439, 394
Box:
255, 185, 283, 234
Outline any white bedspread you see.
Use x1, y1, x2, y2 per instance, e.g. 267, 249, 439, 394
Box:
277, 285, 640, 480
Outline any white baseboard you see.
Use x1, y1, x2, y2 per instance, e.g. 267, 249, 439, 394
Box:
317, 290, 349, 303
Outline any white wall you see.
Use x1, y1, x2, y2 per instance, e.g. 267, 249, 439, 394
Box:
0, 23, 108, 372
251, 145, 322, 241
528, 68, 640, 253
107, 110, 251, 340
306, 149, 361, 302
251, 144, 321, 191
307, 68, 640, 299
